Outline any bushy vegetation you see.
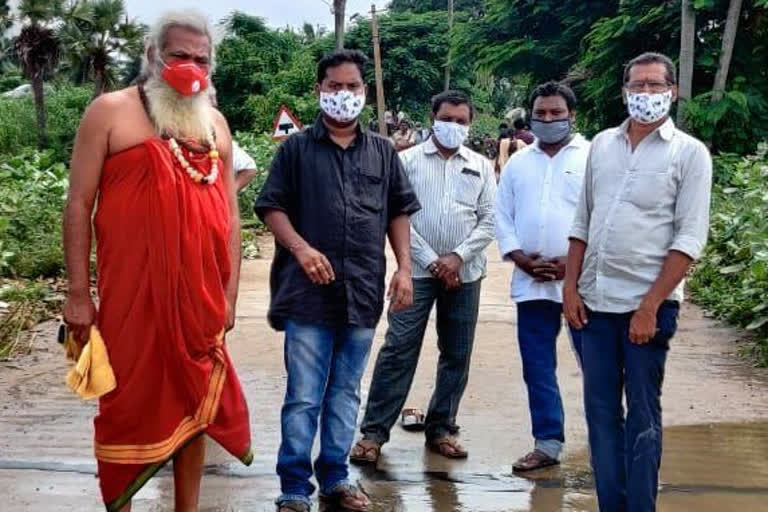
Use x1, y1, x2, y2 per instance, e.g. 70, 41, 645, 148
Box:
0, 85, 91, 160
0, 150, 68, 278
690, 145, 768, 364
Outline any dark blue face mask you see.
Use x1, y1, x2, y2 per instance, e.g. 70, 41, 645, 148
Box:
530, 119, 572, 144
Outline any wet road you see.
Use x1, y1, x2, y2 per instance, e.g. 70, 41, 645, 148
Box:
2, 240, 768, 511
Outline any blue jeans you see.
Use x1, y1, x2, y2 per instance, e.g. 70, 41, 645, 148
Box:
361, 278, 481, 443
517, 300, 583, 459
581, 301, 680, 512
276, 320, 375, 506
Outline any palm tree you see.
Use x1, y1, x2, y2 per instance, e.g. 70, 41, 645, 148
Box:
13, 0, 63, 148
60, 0, 145, 97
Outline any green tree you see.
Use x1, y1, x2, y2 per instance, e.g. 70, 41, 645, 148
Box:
346, 10, 464, 117
389, 0, 484, 15
214, 12, 317, 132
453, 0, 616, 86
59, 0, 146, 97
13, 0, 63, 148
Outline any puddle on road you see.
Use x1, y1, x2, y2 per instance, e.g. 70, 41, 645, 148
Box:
332, 422, 768, 512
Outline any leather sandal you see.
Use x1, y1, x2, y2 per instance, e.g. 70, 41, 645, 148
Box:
349, 439, 381, 465
426, 436, 468, 459
513, 449, 560, 472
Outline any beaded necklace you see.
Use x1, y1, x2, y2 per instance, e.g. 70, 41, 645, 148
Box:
138, 81, 219, 185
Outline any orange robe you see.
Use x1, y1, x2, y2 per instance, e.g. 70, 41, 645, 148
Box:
92, 138, 252, 511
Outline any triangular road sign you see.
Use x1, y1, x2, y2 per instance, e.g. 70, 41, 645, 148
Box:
272, 105, 303, 140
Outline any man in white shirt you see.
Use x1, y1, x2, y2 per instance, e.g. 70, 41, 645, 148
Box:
564, 52, 712, 512
495, 81, 589, 473
232, 140, 258, 192
351, 91, 496, 464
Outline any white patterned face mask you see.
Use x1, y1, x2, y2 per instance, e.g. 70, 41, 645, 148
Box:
320, 90, 366, 123
626, 90, 673, 124
432, 120, 469, 149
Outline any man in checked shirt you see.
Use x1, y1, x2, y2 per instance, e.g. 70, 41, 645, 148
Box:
351, 91, 496, 464
564, 52, 712, 512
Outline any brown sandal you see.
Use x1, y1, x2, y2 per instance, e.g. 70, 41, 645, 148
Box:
321, 482, 371, 511
427, 436, 468, 459
512, 449, 560, 472
349, 439, 381, 465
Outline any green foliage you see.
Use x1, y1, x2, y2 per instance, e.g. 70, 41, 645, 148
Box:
214, 12, 319, 133
389, 0, 484, 13
454, 0, 768, 152
0, 84, 91, 160
689, 145, 768, 365
0, 150, 68, 278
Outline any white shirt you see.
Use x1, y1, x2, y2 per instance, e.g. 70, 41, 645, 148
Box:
232, 141, 256, 173
400, 138, 497, 283
570, 118, 712, 313
495, 134, 590, 303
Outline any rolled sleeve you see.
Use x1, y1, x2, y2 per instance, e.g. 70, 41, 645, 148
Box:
670, 141, 712, 260
387, 147, 421, 220
254, 141, 292, 220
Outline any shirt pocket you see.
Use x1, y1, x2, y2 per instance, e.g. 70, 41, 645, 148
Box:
562, 170, 585, 204
356, 166, 384, 211
452, 170, 483, 207
623, 165, 676, 210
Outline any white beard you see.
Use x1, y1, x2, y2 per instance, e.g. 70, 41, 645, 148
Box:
143, 73, 213, 142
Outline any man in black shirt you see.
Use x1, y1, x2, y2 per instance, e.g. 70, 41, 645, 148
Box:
255, 50, 420, 512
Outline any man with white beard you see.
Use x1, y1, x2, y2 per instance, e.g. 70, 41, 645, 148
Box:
63, 10, 252, 512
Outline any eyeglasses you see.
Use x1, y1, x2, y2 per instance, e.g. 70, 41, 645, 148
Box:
626, 81, 673, 93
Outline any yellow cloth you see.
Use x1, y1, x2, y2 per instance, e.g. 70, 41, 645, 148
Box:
65, 326, 117, 400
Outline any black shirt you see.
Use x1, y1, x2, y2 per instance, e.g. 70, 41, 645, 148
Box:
255, 116, 421, 331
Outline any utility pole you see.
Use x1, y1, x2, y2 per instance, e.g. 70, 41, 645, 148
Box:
444, 0, 454, 90
371, 4, 387, 135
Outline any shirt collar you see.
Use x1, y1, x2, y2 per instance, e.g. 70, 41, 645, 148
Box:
618, 117, 676, 142
531, 133, 588, 154
311, 114, 365, 143
423, 136, 470, 161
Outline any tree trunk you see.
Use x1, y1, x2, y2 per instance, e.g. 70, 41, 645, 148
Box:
31, 72, 48, 149
444, 0, 455, 90
677, 0, 695, 132
711, 0, 743, 103
93, 68, 105, 99
334, 0, 346, 49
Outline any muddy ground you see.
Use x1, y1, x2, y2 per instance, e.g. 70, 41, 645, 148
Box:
1, 240, 768, 511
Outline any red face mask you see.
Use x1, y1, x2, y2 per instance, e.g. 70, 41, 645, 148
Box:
161, 61, 208, 97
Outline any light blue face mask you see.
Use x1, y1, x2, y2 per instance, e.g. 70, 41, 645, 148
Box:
530, 119, 572, 144
432, 120, 469, 149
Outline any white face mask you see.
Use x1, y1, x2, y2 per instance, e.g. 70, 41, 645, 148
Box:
320, 90, 366, 123
432, 120, 469, 149
626, 90, 673, 124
